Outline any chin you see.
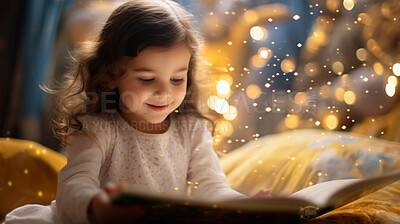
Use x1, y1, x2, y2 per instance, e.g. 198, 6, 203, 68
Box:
145, 115, 168, 124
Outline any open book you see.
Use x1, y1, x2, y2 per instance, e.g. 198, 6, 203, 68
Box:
112, 170, 400, 223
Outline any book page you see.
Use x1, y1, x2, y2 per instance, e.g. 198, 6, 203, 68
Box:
289, 170, 400, 209
289, 179, 360, 206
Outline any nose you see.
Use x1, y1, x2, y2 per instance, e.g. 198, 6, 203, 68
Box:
154, 81, 171, 100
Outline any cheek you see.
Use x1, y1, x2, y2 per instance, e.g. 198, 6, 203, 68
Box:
175, 85, 187, 102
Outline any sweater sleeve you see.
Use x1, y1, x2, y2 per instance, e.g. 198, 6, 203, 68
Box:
186, 118, 247, 201
56, 115, 113, 224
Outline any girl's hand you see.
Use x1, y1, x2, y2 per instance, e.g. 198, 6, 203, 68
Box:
88, 183, 146, 224
251, 188, 272, 198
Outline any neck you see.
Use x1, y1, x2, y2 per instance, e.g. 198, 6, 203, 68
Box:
119, 112, 170, 134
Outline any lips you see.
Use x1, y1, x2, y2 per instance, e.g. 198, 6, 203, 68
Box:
146, 103, 169, 111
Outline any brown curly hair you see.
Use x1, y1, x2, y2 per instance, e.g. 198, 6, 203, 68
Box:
46, 0, 214, 145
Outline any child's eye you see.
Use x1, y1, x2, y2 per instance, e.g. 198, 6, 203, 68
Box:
138, 78, 155, 82
171, 78, 184, 83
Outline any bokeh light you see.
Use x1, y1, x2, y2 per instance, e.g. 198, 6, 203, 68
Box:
216, 121, 234, 137
250, 55, 267, 68
373, 62, 384, 75
393, 63, 400, 76
344, 91, 356, 105
207, 95, 219, 110
356, 48, 367, 61
332, 61, 344, 75
214, 99, 229, 114
217, 80, 230, 95
250, 26, 266, 41
343, 0, 355, 11
246, 84, 262, 99
324, 115, 339, 130
223, 105, 238, 121
281, 59, 296, 73
284, 115, 299, 129
385, 84, 396, 97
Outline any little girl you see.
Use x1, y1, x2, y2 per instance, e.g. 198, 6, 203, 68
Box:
5, 1, 269, 223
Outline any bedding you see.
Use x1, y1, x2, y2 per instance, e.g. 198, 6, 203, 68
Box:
1, 129, 400, 223
221, 129, 400, 223
0, 138, 66, 222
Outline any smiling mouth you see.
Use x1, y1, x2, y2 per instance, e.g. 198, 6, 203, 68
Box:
146, 104, 169, 111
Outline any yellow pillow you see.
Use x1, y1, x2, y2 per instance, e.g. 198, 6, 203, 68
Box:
0, 138, 67, 220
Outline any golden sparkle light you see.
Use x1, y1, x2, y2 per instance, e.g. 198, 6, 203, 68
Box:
356, 48, 367, 61
294, 92, 308, 105
246, 84, 262, 99
281, 59, 296, 73
258, 47, 270, 59
324, 114, 339, 130
332, 61, 344, 75
373, 62, 384, 75
284, 114, 299, 129
223, 105, 238, 121
343, 0, 355, 11
214, 99, 229, 114
388, 76, 397, 86
385, 84, 396, 97
344, 91, 356, 105
217, 80, 230, 95
207, 95, 219, 110
393, 63, 400, 76
250, 55, 267, 68
216, 121, 234, 137
250, 26, 267, 41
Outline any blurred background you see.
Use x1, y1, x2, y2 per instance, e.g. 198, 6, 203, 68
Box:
1, 0, 399, 153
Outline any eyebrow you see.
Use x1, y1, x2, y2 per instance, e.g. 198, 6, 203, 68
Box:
133, 67, 188, 73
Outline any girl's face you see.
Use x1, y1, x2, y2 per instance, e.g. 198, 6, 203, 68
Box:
117, 43, 190, 130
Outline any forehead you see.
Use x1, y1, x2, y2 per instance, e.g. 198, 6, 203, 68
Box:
127, 43, 191, 70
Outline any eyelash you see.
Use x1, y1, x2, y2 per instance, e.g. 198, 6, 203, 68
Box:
138, 78, 184, 83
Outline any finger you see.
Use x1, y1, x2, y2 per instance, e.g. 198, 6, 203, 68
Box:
105, 183, 127, 196
261, 188, 271, 195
